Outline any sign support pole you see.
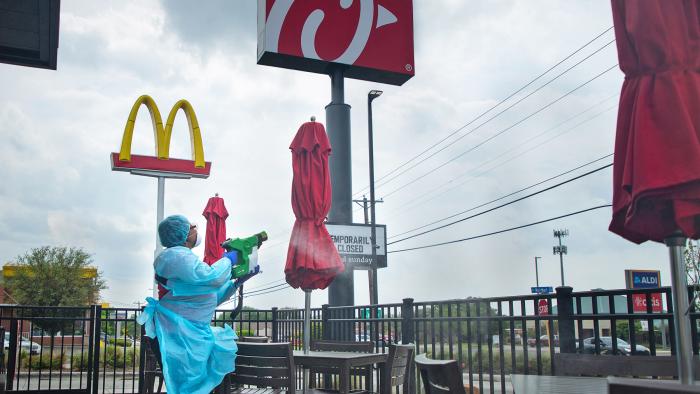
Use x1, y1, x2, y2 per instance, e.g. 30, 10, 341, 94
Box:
326, 66, 354, 307
153, 176, 165, 298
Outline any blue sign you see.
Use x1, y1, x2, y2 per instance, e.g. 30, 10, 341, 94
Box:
531, 286, 553, 294
630, 270, 660, 289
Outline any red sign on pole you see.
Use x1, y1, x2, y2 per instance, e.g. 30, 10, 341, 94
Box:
538, 299, 549, 316
632, 293, 663, 313
257, 0, 415, 85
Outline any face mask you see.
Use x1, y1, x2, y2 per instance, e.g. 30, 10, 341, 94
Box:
193, 231, 202, 248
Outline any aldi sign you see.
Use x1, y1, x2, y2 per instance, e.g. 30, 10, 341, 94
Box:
625, 270, 663, 313
257, 0, 415, 85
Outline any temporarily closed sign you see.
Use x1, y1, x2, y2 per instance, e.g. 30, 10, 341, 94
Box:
327, 223, 387, 268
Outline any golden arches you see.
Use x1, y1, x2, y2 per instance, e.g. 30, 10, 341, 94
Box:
118, 95, 206, 168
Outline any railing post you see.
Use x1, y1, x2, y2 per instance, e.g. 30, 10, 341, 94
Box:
401, 298, 415, 345
271, 307, 278, 343
321, 304, 330, 340
556, 286, 576, 353
6, 311, 17, 391
92, 304, 102, 394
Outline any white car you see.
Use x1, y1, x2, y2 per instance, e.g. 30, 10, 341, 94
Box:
4, 338, 41, 354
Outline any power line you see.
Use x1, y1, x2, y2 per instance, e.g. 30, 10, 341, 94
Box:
388, 204, 612, 254
382, 96, 618, 217
380, 63, 619, 199
370, 40, 616, 195
388, 153, 613, 240
245, 278, 287, 291
244, 285, 293, 298
388, 162, 612, 245
245, 282, 290, 295
352, 26, 615, 197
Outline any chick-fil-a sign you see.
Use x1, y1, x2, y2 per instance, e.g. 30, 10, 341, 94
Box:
257, 0, 414, 85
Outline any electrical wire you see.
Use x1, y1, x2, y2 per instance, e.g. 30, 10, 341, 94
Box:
388, 204, 612, 254
380, 63, 619, 199
352, 26, 615, 197
382, 96, 618, 218
388, 153, 613, 240
388, 163, 612, 245
244, 285, 293, 298
371, 40, 617, 195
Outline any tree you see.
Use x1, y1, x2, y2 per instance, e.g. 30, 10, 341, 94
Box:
685, 240, 700, 309
5, 246, 107, 334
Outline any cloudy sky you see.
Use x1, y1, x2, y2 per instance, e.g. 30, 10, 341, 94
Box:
0, 1, 672, 309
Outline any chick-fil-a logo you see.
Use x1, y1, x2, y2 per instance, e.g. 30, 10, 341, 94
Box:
257, 0, 414, 85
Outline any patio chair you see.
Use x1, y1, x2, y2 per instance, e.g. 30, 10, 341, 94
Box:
414, 354, 466, 394
376, 343, 414, 394
608, 376, 700, 393
140, 336, 164, 394
239, 336, 269, 343
224, 342, 297, 394
309, 340, 374, 393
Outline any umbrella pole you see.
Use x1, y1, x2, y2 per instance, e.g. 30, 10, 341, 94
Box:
304, 290, 311, 355
665, 231, 694, 384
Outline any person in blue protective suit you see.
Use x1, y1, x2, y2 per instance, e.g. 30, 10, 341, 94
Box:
137, 215, 255, 394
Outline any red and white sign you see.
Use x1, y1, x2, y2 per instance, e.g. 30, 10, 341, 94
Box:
632, 293, 663, 313
538, 299, 549, 316
257, 0, 414, 85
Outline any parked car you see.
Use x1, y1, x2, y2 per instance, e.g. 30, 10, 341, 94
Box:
4, 337, 42, 354
577, 337, 650, 355
527, 334, 560, 347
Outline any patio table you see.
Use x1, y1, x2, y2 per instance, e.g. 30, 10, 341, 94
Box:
510, 374, 607, 394
293, 350, 387, 394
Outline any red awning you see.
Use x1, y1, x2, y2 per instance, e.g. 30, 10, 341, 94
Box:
203, 195, 229, 265
285, 121, 344, 290
609, 0, 700, 243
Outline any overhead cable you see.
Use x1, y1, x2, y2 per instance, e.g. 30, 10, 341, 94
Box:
388, 204, 612, 254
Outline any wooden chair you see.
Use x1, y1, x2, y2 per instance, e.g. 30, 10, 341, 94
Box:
377, 344, 414, 394
239, 336, 270, 343
309, 340, 374, 393
224, 342, 296, 394
140, 336, 164, 394
414, 354, 466, 394
608, 376, 700, 393
553, 353, 700, 378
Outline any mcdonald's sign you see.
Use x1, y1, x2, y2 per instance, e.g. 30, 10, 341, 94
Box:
110, 95, 211, 178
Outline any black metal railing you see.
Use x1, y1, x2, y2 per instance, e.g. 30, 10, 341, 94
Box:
0, 285, 695, 393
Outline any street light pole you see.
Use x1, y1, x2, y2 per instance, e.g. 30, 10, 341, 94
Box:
535, 256, 542, 288
367, 89, 382, 306
553, 229, 569, 286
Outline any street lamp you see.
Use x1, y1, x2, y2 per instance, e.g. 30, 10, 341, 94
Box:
534, 256, 542, 288
367, 89, 382, 306
553, 229, 569, 286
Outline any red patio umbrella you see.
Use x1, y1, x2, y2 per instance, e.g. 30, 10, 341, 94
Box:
609, 0, 700, 384
609, 0, 700, 243
285, 120, 344, 290
203, 194, 229, 265
285, 119, 344, 354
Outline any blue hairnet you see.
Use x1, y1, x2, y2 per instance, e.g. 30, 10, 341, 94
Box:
158, 215, 190, 248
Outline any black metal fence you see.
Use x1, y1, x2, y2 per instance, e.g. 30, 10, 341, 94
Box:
0, 285, 694, 393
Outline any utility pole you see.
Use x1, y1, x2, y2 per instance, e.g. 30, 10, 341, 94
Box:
534, 256, 542, 288
553, 229, 569, 286
353, 195, 383, 304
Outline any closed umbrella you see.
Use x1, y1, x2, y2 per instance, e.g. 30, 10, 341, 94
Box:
609, 0, 700, 384
203, 194, 229, 265
285, 119, 344, 353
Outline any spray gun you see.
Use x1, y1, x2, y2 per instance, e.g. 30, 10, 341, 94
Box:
221, 231, 267, 279
221, 231, 267, 320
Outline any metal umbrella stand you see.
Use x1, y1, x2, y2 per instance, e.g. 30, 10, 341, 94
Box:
666, 232, 695, 384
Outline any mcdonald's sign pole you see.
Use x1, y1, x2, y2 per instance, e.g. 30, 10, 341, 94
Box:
110, 95, 212, 297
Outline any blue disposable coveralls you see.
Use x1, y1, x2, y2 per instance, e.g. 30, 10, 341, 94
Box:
137, 246, 239, 394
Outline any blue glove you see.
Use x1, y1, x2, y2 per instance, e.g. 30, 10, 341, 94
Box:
223, 251, 238, 265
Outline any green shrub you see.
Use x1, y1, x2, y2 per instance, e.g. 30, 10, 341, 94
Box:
107, 338, 133, 347
22, 351, 64, 370
100, 344, 140, 368
237, 329, 256, 337
70, 351, 89, 371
